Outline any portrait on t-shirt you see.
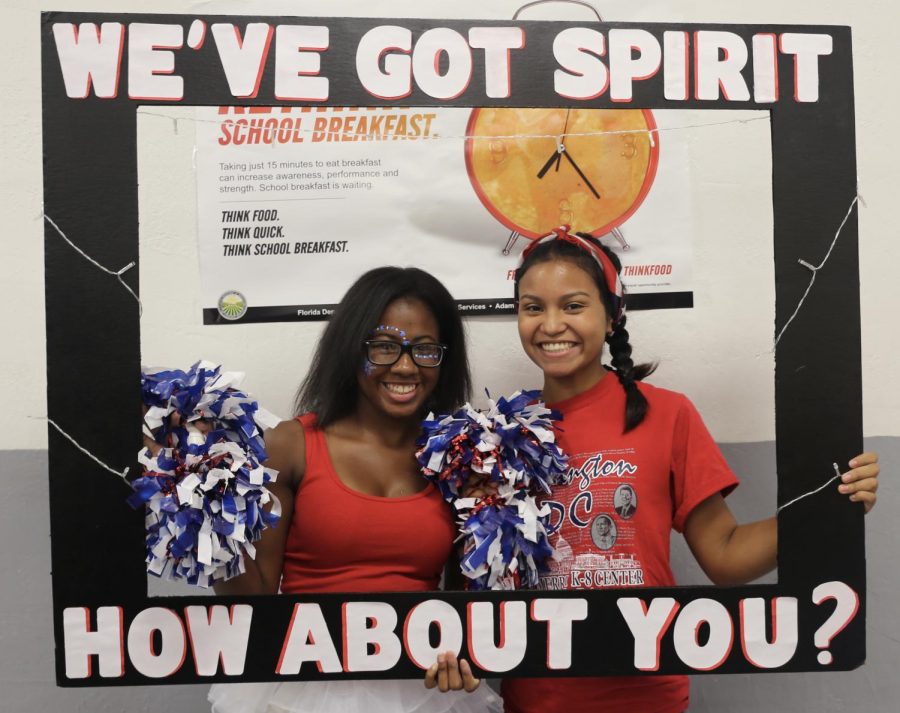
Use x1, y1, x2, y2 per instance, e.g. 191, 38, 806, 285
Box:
590, 514, 617, 551
614, 484, 638, 520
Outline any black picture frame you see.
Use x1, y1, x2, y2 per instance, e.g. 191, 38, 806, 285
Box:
42, 12, 864, 685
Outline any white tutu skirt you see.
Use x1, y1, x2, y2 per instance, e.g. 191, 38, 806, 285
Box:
208, 679, 503, 713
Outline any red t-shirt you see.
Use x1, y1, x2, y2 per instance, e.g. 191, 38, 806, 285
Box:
502, 374, 739, 713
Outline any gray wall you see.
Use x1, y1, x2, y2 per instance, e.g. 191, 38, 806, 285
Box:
2, 439, 896, 712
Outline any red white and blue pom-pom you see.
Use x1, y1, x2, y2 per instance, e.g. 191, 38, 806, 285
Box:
129, 361, 282, 588
417, 390, 568, 590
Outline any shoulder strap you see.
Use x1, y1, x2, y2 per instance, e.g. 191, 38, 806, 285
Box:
294, 413, 325, 484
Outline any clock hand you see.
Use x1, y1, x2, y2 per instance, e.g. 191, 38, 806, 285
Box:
537, 146, 562, 179
556, 110, 571, 173
562, 149, 601, 200
535, 116, 601, 199
537, 133, 567, 179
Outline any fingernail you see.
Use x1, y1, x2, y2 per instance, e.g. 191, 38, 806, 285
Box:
842, 473, 851, 482
849, 459, 858, 467
839, 485, 850, 493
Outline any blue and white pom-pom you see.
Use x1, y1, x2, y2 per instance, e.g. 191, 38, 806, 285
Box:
416, 390, 568, 590
129, 361, 282, 588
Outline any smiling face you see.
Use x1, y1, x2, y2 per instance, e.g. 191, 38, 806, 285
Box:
517, 258, 612, 402
357, 297, 441, 422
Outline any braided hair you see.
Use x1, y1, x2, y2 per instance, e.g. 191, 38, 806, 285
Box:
514, 233, 656, 432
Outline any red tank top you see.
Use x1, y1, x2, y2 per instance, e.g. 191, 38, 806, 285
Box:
280, 414, 456, 594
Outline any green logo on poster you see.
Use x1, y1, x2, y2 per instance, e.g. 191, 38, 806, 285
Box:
218, 291, 247, 320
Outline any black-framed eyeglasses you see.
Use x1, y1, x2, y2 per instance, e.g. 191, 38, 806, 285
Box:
364, 340, 447, 368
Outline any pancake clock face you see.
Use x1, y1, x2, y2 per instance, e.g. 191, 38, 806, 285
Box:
464, 108, 659, 242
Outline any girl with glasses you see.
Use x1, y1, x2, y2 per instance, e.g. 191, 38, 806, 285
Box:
209, 266, 499, 713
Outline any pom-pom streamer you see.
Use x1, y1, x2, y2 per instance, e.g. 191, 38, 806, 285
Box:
132, 361, 282, 587
417, 390, 568, 590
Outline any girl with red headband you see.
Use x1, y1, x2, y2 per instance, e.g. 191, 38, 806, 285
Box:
491, 228, 880, 713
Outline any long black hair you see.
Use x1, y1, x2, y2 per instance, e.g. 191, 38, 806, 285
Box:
295, 267, 471, 426
514, 234, 656, 432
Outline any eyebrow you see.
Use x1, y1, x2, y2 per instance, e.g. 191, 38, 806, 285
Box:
370, 332, 438, 343
519, 291, 593, 301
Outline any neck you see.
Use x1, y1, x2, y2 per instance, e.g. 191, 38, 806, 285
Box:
346, 401, 422, 448
542, 361, 608, 404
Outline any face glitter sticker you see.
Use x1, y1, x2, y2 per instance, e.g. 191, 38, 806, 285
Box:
374, 324, 409, 345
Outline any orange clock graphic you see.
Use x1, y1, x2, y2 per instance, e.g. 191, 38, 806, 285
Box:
464, 108, 659, 253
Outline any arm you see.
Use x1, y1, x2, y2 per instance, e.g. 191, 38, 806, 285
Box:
214, 419, 306, 595
682, 495, 775, 586
683, 452, 880, 586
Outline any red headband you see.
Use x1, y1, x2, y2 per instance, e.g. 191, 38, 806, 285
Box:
518, 226, 625, 323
